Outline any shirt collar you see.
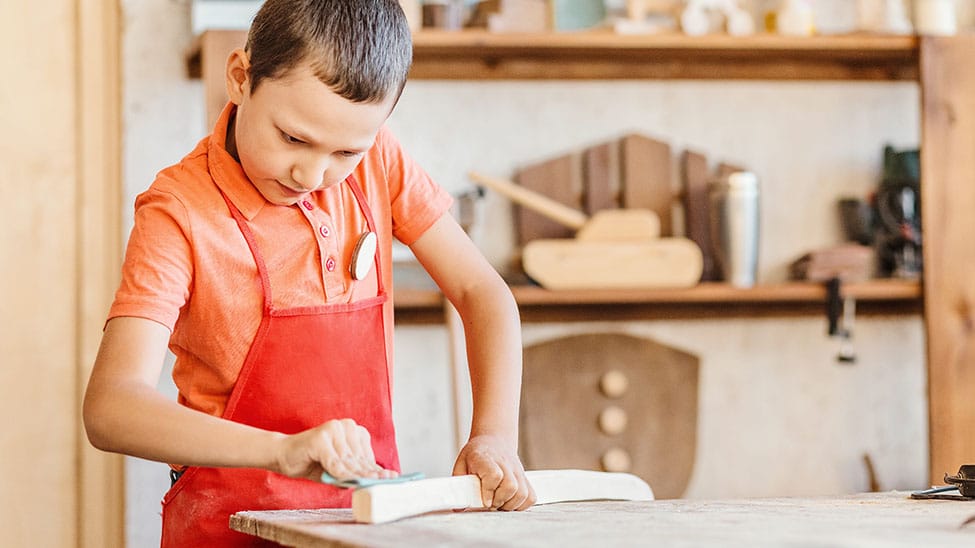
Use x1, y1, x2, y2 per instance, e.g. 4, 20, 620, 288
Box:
207, 102, 268, 221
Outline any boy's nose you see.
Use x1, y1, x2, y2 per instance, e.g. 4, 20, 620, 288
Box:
291, 159, 329, 191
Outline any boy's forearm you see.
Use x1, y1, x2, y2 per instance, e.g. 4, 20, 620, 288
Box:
459, 280, 523, 447
84, 380, 283, 471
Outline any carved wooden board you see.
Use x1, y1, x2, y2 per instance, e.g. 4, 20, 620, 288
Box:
582, 140, 620, 214
518, 333, 699, 498
681, 149, 717, 281
620, 134, 673, 235
516, 153, 583, 245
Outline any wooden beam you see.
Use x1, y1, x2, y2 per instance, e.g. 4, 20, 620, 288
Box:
77, 0, 124, 546
920, 35, 975, 485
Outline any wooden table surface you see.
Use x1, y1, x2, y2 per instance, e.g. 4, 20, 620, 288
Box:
231, 491, 975, 547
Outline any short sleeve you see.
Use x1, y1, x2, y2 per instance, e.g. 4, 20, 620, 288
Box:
107, 186, 194, 331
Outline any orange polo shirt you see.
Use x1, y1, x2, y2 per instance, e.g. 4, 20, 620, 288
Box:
109, 103, 453, 418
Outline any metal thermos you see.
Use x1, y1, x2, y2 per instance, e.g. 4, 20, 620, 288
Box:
709, 171, 760, 287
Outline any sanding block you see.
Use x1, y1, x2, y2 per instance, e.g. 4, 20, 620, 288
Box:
320, 471, 424, 489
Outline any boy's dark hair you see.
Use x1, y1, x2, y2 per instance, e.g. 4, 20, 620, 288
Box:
246, 0, 412, 104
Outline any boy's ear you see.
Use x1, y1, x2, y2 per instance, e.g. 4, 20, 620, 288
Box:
225, 48, 250, 105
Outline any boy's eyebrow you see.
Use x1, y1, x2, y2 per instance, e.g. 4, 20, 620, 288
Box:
276, 123, 315, 144
276, 122, 372, 153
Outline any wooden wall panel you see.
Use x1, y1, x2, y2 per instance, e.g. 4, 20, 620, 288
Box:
77, 1, 125, 546
1, 1, 123, 546
0, 2, 80, 546
920, 36, 975, 485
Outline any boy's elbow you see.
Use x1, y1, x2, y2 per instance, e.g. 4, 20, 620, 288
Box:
82, 389, 112, 451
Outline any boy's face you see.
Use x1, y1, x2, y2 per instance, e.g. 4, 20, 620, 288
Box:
225, 51, 396, 206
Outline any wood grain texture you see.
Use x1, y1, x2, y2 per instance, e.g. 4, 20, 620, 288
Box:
620, 134, 673, 236
521, 238, 702, 290
190, 31, 920, 83
407, 31, 920, 81
515, 153, 584, 245
0, 2, 104, 546
196, 30, 245, 129
393, 279, 922, 323
77, 2, 125, 546
920, 35, 975, 485
519, 333, 698, 499
230, 492, 975, 547
582, 141, 620, 214
681, 149, 717, 281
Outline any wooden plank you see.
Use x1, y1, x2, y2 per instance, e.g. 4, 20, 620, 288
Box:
1, 2, 81, 546
408, 31, 920, 81
520, 334, 698, 499
521, 239, 702, 290
411, 30, 919, 54
77, 1, 125, 546
681, 149, 717, 281
515, 153, 583, 245
391, 280, 923, 323
187, 31, 919, 98
195, 30, 246, 129
230, 492, 975, 547
351, 470, 652, 524
920, 35, 975, 485
510, 280, 923, 304
620, 134, 673, 236
582, 141, 620, 214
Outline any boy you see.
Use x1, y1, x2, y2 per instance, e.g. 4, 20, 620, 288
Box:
82, 1, 535, 545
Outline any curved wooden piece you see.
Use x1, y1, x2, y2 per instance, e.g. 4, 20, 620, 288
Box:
520, 333, 699, 499
522, 238, 703, 289
352, 470, 653, 524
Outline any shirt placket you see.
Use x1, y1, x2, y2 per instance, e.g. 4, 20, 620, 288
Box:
298, 198, 346, 299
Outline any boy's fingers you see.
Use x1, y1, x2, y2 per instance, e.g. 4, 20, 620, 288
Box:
492, 470, 520, 509
452, 457, 469, 476
476, 464, 504, 508
500, 470, 535, 511
326, 424, 357, 478
351, 425, 386, 478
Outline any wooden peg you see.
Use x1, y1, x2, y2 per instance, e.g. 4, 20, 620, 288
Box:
600, 370, 629, 398
601, 447, 632, 472
599, 405, 628, 435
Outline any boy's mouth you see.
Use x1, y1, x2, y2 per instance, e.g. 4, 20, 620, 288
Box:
277, 181, 306, 197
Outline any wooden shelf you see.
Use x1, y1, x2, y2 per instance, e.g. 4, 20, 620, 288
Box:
394, 279, 922, 323
188, 30, 920, 83
410, 30, 919, 81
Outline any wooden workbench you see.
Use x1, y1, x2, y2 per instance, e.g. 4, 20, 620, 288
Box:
231, 492, 975, 547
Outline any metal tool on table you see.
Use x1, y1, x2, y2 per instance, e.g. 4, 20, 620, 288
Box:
910, 465, 975, 501
469, 172, 703, 290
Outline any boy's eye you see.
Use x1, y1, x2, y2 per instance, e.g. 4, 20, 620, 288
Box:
281, 131, 305, 145
339, 151, 363, 158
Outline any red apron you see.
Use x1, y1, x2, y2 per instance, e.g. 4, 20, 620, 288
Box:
160, 176, 399, 547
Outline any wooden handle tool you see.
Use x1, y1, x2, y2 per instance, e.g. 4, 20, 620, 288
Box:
352, 469, 654, 524
469, 171, 590, 230
470, 171, 661, 242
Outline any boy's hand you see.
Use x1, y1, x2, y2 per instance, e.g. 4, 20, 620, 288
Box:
452, 434, 536, 511
272, 418, 397, 482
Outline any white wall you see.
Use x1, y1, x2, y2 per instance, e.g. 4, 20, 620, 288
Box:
120, 1, 964, 545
